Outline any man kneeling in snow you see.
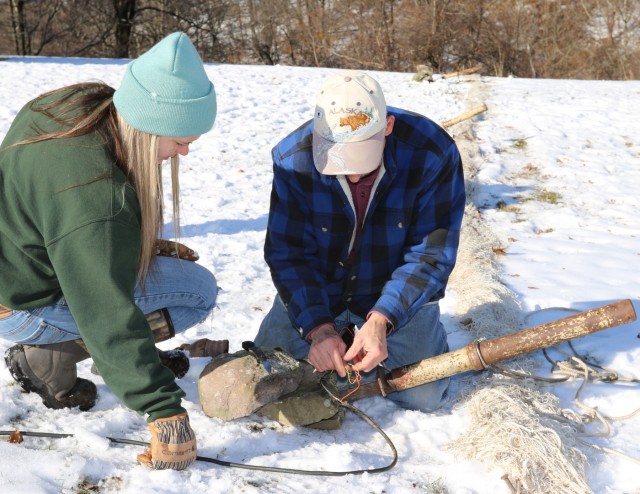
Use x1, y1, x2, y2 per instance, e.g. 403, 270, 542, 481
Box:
252, 70, 466, 412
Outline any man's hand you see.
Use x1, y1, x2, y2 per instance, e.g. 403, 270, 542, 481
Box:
308, 324, 348, 377
342, 314, 388, 373
137, 412, 197, 470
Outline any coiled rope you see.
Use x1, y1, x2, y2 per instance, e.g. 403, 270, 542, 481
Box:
491, 307, 640, 466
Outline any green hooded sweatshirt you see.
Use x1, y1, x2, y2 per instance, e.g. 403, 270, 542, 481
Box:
0, 92, 185, 421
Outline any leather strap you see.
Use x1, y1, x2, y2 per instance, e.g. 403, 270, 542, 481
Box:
0, 305, 11, 320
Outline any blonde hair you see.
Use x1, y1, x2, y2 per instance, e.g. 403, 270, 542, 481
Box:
117, 114, 181, 285
4, 82, 181, 286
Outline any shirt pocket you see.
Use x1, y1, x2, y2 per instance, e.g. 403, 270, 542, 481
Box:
370, 207, 409, 251
311, 212, 351, 260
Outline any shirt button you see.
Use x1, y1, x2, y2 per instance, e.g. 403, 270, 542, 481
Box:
338, 261, 344, 267
350, 275, 357, 280
398, 222, 403, 228
346, 297, 352, 302
322, 226, 328, 232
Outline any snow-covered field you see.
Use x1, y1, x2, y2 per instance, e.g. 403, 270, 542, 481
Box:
0, 57, 639, 493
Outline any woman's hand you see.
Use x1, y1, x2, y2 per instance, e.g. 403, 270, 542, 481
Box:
137, 412, 197, 470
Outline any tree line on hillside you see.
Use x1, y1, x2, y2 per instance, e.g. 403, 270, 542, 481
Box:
2, 0, 638, 80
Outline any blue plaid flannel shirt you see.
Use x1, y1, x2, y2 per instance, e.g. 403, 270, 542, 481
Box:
265, 106, 465, 339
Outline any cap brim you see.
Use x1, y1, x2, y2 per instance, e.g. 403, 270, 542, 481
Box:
312, 129, 385, 175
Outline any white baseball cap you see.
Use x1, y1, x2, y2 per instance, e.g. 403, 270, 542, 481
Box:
312, 71, 387, 175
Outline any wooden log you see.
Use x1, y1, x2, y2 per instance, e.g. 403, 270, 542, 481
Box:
343, 299, 637, 401
441, 104, 488, 128
442, 65, 482, 79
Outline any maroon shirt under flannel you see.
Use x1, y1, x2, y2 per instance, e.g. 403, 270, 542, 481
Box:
347, 167, 381, 264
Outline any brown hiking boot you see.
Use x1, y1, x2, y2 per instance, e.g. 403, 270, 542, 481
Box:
137, 310, 229, 378
158, 349, 191, 379
91, 308, 187, 377
156, 338, 229, 379
89, 310, 229, 379
177, 338, 229, 358
4, 341, 96, 411
89, 347, 192, 379
154, 338, 230, 379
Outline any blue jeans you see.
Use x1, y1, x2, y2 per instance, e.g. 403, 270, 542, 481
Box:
254, 295, 450, 412
0, 256, 217, 345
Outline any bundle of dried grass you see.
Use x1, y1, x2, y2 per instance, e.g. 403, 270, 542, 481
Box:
446, 104, 591, 493
449, 203, 523, 341
450, 383, 591, 494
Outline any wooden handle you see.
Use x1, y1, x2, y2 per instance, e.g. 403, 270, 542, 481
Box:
343, 299, 636, 401
478, 299, 636, 366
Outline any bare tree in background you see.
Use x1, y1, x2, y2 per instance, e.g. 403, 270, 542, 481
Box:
396, 0, 466, 73
243, 0, 287, 65
0, 0, 638, 79
114, 0, 137, 58
0, 0, 236, 60
335, 0, 398, 70
285, 0, 334, 67
182, 1, 240, 63
581, 0, 640, 79
6, 0, 73, 56
7, 0, 27, 55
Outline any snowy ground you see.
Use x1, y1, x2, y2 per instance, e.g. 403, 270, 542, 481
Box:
0, 57, 639, 494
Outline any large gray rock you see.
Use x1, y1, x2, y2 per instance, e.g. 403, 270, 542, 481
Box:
256, 384, 343, 428
199, 348, 345, 428
199, 348, 306, 420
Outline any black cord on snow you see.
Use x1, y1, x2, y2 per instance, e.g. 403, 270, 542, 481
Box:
0, 378, 398, 477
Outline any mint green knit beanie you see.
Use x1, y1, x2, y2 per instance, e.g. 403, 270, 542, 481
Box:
113, 32, 216, 137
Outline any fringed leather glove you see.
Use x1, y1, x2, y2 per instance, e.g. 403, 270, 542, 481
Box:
137, 412, 197, 470
177, 338, 229, 358
155, 239, 199, 262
